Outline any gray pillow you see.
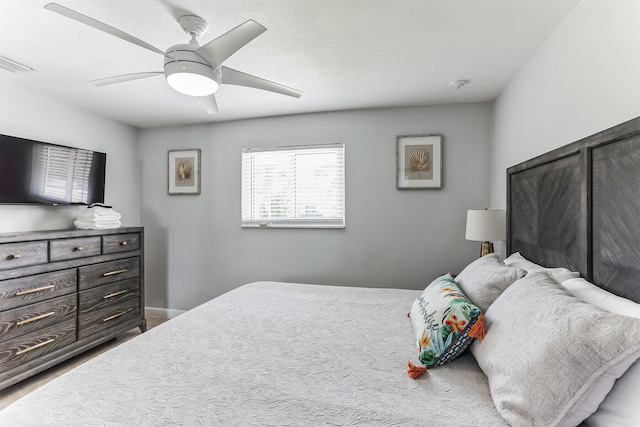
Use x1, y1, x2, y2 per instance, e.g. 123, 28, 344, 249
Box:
454, 253, 525, 312
471, 271, 640, 427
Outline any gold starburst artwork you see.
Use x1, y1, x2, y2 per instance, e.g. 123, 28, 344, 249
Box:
169, 149, 201, 194
409, 148, 431, 174
397, 135, 442, 189
177, 160, 194, 181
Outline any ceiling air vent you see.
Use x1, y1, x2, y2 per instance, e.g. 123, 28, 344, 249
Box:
0, 55, 34, 73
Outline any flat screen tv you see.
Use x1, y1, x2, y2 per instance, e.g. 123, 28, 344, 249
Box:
0, 133, 106, 205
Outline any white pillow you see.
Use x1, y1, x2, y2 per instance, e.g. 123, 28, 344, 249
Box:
504, 251, 580, 283
560, 278, 640, 427
471, 271, 640, 427
585, 360, 640, 427
502, 251, 541, 270
561, 277, 640, 319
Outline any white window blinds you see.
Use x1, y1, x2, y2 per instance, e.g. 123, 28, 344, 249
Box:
31, 145, 93, 203
241, 143, 345, 228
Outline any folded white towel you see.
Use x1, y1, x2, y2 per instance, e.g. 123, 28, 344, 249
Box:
90, 206, 118, 217
79, 207, 122, 220
77, 214, 121, 222
74, 219, 122, 229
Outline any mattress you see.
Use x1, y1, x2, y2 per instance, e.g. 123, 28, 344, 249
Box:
0, 282, 506, 426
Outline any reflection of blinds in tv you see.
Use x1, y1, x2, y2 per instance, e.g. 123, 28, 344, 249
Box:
31, 145, 93, 203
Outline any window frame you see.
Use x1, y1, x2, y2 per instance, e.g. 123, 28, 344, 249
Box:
241, 143, 345, 229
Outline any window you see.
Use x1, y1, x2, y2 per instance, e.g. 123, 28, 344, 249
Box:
242, 143, 345, 228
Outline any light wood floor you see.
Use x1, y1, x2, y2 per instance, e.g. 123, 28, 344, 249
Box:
0, 315, 168, 411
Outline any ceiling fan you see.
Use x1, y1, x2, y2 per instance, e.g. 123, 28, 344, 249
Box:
44, 3, 302, 114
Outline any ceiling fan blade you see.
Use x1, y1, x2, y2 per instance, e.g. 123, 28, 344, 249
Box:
221, 66, 302, 98
89, 72, 164, 87
199, 94, 219, 114
44, 3, 166, 57
195, 20, 266, 69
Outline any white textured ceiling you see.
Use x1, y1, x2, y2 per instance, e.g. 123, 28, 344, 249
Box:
0, 0, 579, 128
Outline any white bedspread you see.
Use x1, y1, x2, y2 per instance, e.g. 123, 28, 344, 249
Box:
0, 282, 506, 426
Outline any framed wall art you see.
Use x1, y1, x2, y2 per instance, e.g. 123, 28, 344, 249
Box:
396, 134, 443, 189
168, 149, 201, 195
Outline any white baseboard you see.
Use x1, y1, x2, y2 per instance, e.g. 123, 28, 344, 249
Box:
145, 306, 186, 320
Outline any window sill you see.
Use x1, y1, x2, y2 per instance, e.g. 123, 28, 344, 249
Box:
242, 222, 345, 229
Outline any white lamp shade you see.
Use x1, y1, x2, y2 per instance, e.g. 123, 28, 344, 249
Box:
164, 60, 221, 97
167, 72, 219, 96
465, 209, 506, 242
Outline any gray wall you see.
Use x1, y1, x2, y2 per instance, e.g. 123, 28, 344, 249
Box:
0, 82, 141, 232
140, 103, 493, 310
491, 0, 640, 211
4, 0, 635, 314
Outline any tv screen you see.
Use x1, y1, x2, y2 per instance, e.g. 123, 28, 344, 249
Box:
0, 133, 106, 205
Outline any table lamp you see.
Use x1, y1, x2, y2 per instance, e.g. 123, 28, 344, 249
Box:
465, 209, 506, 257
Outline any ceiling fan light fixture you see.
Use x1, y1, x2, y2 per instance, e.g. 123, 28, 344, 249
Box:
44, 3, 302, 112
167, 72, 218, 96
165, 61, 220, 97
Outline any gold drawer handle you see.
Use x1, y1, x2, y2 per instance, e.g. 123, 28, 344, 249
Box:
7, 254, 22, 260
103, 311, 127, 322
16, 339, 55, 356
103, 290, 128, 299
102, 268, 127, 277
16, 311, 56, 326
74, 246, 83, 252
15, 285, 55, 296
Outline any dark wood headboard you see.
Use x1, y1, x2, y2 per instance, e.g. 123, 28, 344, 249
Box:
507, 116, 640, 303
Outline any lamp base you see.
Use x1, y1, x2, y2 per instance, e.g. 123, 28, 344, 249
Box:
480, 241, 494, 257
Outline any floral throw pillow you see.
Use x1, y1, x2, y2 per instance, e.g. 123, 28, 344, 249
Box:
409, 274, 485, 372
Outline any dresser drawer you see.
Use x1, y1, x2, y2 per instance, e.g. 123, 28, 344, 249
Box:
79, 277, 140, 313
0, 269, 77, 311
0, 319, 76, 375
0, 294, 77, 344
0, 241, 48, 271
102, 233, 140, 255
50, 237, 102, 262
78, 257, 139, 291
78, 274, 141, 340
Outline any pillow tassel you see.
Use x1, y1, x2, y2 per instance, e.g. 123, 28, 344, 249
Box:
468, 312, 485, 340
407, 361, 427, 379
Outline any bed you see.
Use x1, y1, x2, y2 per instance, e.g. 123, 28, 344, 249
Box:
1, 117, 640, 426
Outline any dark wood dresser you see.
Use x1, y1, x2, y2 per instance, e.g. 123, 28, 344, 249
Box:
0, 227, 145, 391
